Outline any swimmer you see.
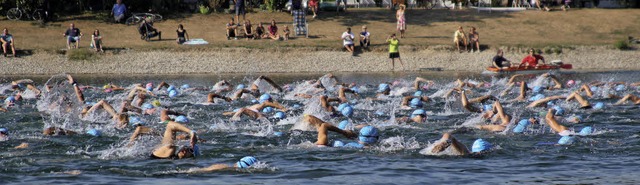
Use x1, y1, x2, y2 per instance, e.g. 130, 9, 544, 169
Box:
9, 79, 41, 95
231, 76, 283, 100
430, 133, 491, 156
566, 92, 593, 109
400, 91, 430, 109
149, 118, 199, 160
613, 94, 640, 105
224, 94, 287, 121
575, 84, 595, 98
477, 101, 511, 132
413, 77, 434, 90
460, 90, 497, 113
302, 115, 380, 148
526, 95, 566, 108
102, 83, 126, 93
544, 109, 574, 136
206, 92, 233, 103
81, 100, 131, 128
540, 73, 563, 90
43, 127, 77, 136
190, 156, 259, 172
396, 109, 427, 123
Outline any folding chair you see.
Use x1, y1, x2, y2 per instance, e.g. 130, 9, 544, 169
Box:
292, 9, 309, 38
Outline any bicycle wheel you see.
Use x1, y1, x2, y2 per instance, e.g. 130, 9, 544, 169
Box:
7, 8, 22, 20
152, 14, 163, 22
125, 16, 141, 26
32, 10, 43, 21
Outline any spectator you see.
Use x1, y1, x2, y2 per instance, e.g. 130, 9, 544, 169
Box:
519, 48, 546, 68
336, 0, 347, 13
492, 49, 511, 69
396, 4, 406, 38
234, 0, 246, 23
341, 27, 355, 55
309, 0, 319, 18
268, 20, 280, 40
453, 26, 467, 53
244, 20, 254, 40
468, 27, 479, 52
283, 25, 290, 41
176, 24, 189, 44
63, 23, 83, 49
226, 18, 238, 40
111, 0, 127, 23
359, 25, 370, 49
1, 28, 16, 57
91, 29, 103, 52
139, 19, 161, 40
387, 33, 404, 70
256, 22, 266, 39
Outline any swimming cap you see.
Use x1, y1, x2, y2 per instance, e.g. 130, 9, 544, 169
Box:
566, 80, 575, 87
557, 136, 575, 145
236, 84, 246, 90
86, 129, 101, 137
142, 103, 154, 110
181, 84, 190, 89
341, 106, 353, 118
333, 140, 345, 147
553, 106, 565, 116
251, 99, 259, 104
5, 96, 15, 103
0, 128, 8, 135
593, 102, 605, 110
104, 88, 113, 93
358, 126, 379, 144
168, 90, 178, 98
412, 109, 426, 116
350, 86, 359, 94
167, 85, 176, 92
259, 94, 272, 103
409, 98, 423, 108
146, 83, 153, 91
338, 120, 349, 130
262, 106, 274, 113
471, 139, 492, 153
273, 131, 284, 137
337, 103, 349, 112
528, 94, 545, 102
615, 84, 626, 92
377, 83, 390, 93
590, 86, 598, 92
152, 100, 161, 107
579, 126, 593, 136
292, 104, 301, 109
532, 86, 544, 94
237, 156, 258, 169
175, 115, 189, 123
414, 91, 423, 97
483, 104, 493, 112
513, 119, 531, 133
129, 116, 145, 127
274, 111, 286, 119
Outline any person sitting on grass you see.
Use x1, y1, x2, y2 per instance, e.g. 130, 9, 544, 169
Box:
518, 48, 546, 68
492, 49, 511, 69
453, 26, 467, 53
244, 20, 254, 40
359, 25, 371, 49
226, 18, 238, 40
341, 27, 355, 55
268, 20, 280, 40
139, 19, 161, 40
283, 25, 290, 41
468, 27, 480, 52
255, 22, 266, 39
91, 29, 104, 52
1, 28, 16, 57
176, 24, 189, 44
63, 23, 83, 49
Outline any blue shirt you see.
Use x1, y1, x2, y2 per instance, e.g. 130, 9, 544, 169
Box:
0, 34, 12, 43
112, 3, 126, 16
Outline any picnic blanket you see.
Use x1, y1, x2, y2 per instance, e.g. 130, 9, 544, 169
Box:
183, 38, 209, 45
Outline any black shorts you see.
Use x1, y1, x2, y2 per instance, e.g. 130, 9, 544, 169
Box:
389, 52, 400, 59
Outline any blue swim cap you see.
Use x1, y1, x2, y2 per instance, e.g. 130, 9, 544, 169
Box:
590, 86, 598, 92
579, 126, 593, 136
350, 86, 359, 93
557, 136, 575, 145
274, 111, 286, 119
553, 106, 565, 116
142, 103, 154, 110
129, 116, 145, 127
333, 140, 345, 147
377, 83, 390, 93
181, 84, 190, 89
167, 85, 176, 92
175, 115, 189, 123
5, 96, 15, 103
262, 106, 274, 113
547, 100, 556, 107
337, 103, 349, 112
237, 156, 258, 169
513, 119, 531, 133
532, 86, 544, 94
471, 139, 492, 153
86, 129, 101, 137
413, 91, 423, 97
528, 94, 545, 102
168, 90, 178, 98
358, 126, 379, 144
293, 104, 301, 109
0, 127, 8, 134
259, 94, 272, 103
236, 84, 246, 90
410, 98, 423, 108
412, 109, 426, 116
483, 104, 493, 112
341, 106, 353, 118
274, 131, 284, 137
593, 102, 605, 110
615, 84, 626, 91
338, 120, 349, 130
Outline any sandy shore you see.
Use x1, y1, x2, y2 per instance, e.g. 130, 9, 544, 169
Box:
1, 46, 638, 75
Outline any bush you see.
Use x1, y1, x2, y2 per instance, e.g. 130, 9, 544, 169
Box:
614, 40, 630, 50
67, 49, 98, 61
199, 4, 210, 14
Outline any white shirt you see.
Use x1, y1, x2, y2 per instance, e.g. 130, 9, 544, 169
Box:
341, 32, 354, 45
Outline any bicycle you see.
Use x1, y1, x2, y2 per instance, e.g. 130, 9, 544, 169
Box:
6, 0, 47, 21
421, 0, 454, 9
125, 13, 163, 26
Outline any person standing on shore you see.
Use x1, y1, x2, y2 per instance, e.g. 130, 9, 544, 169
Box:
1, 28, 16, 57
453, 26, 467, 53
234, 0, 246, 23
341, 27, 355, 55
387, 33, 404, 71
63, 23, 83, 49
396, 5, 406, 38
309, 0, 319, 18
111, 0, 127, 23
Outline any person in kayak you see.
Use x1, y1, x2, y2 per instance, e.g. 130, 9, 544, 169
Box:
518, 48, 546, 68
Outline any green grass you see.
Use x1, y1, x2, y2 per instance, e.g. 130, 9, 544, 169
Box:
614, 40, 630, 50
67, 49, 99, 61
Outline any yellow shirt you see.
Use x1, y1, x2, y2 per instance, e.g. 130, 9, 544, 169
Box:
454, 30, 466, 41
388, 39, 399, 53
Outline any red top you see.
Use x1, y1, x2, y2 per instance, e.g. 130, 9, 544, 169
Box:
521, 54, 544, 66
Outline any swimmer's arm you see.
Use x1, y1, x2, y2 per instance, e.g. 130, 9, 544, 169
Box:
507, 74, 524, 84
26, 84, 42, 95
259, 76, 283, 92
72, 84, 85, 103
192, 164, 232, 173
0, 107, 7, 112
12, 79, 34, 85
160, 110, 184, 121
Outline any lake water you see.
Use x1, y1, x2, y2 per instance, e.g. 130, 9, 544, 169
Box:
1, 71, 639, 184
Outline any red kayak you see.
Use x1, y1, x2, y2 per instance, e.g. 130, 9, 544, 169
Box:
486, 64, 572, 74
